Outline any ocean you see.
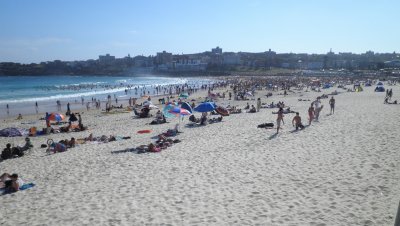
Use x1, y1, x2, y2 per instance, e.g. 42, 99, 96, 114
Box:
0, 75, 215, 118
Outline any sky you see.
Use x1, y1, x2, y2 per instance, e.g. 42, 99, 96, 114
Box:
0, 0, 399, 63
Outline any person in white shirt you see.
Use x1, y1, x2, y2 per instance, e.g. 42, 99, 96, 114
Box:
313, 98, 322, 120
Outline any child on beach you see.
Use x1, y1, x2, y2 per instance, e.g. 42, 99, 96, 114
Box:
292, 113, 305, 130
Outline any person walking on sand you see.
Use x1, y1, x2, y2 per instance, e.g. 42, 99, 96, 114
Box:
314, 97, 322, 121
35, 102, 39, 114
329, 96, 335, 114
276, 107, 284, 133
66, 102, 71, 116
292, 112, 305, 130
6, 104, 9, 116
308, 103, 315, 125
256, 98, 261, 112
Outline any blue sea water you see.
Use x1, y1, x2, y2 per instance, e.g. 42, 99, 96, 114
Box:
0, 75, 215, 118
0, 75, 213, 104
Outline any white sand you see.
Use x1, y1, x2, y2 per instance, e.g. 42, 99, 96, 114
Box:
0, 83, 399, 225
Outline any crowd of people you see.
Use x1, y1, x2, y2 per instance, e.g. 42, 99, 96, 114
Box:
1, 76, 398, 197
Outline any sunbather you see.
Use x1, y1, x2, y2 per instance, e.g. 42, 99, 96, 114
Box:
0, 173, 24, 193
189, 115, 200, 123
47, 141, 67, 154
248, 105, 256, 113
209, 116, 223, 123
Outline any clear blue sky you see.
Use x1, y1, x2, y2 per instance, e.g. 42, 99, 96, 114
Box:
1, 0, 399, 63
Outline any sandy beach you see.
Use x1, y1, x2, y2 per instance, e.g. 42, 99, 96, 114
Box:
0, 79, 399, 225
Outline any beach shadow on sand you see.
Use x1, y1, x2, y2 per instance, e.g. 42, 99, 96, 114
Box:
290, 125, 310, 133
268, 132, 278, 140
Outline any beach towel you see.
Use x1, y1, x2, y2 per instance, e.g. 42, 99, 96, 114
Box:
20, 183, 35, 190
0, 128, 28, 137
0, 183, 35, 196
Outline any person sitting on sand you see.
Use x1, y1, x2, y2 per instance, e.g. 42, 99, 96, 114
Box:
189, 114, 200, 123
85, 133, 94, 142
148, 143, 161, 152
134, 107, 151, 118
248, 105, 256, 113
1, 144, 13, 160
1, 143, 24, 160
209, 116, 223, 123
0, 173, 24, 193
47, 141, 67, 153
16, 113, 23, 120
60, 124, 71, 133
65, 137, 75, 148
244, 103, 250, 110
292, 112, 305, 130
156, 135, 175, 149
384, 96, 389, 104
150, 110, 166, 124
200, 112, 208, 125
156, 110, 163, 120
161, 124, 180, 137
18, 137, 33, 152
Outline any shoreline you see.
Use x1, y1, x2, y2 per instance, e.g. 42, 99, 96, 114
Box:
0, 76, 222, 120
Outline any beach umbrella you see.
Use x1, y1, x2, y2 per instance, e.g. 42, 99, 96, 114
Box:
215, 106, 230, 116
48, 113, 65, 121
169, 106, 192, 116
181, 102, 193, 114
179, 93, 189, 99
163, 104, 178, 118
194, 102, 216, 112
